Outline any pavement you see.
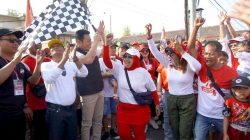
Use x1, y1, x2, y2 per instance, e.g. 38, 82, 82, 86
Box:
104, 125, 164, 140
146, 126, 164, 140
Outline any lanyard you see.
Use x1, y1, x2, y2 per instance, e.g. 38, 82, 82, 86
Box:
13, 69, 20, 80
4, 58, 20, 80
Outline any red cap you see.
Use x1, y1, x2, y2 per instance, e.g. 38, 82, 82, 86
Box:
132, 42, 141, 48
139, 44, 149, 51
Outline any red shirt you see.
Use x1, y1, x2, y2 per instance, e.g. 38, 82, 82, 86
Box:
196, 55, 238, 119
141, 58, 159, 81
22, 55, 51, 110
225, 97, 250, 130
198, 56, 238, 89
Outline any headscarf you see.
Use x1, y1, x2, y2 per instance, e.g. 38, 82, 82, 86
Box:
125, 48, 141, 71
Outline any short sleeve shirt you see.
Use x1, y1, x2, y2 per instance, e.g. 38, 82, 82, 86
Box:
0, 56, 31, 115
224, 97, 250, 131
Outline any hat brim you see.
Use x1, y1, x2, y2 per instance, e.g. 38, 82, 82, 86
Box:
232, 84, 249, 88
0, 30, 23, 39
139, 47, 149, 51
6, 31, 23, 39
48, 39, 64, 49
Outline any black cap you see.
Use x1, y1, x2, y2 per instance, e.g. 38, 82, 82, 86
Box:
110, 42, 118, 48
0, 28, 23, 39
121, 43, 130, 50
232, 76, 250, 88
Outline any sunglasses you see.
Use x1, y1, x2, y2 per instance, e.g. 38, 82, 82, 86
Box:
123, 53, 133, 59
0, 38, 21, 44
229, 43, 239, 48
140, 49, 149, 53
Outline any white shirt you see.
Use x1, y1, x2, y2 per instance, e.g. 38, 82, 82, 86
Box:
106, 61, 156, 104
220, 39, 233, 67
197, 77, 230, 119
236, 52, 250, 74
41, 61, 88, 105
99, 58, 122, 97
148, 39, 201, 95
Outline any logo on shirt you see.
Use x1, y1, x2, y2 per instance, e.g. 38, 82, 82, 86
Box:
20, 68, 24, 75
201, 80, 216, 95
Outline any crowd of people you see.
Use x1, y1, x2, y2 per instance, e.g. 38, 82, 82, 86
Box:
1, 0, 250, 140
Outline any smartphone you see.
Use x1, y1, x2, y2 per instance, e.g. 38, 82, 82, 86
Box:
175, 35, 182, 44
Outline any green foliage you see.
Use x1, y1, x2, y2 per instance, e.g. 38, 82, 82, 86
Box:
122, 26, 131, 37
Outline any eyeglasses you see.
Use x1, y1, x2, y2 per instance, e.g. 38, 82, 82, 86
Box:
0, 38, 21, 44
229, 43, 239, 48
123, 53, 133, 59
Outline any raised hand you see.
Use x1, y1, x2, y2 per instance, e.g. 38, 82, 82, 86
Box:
194, 17, 206, 28
161, 27, 167, 40
218, 12, 227, 24
94, 21, 106, 43
172, 40, 184, 55
70, 44, 79, 62
13, 46, 27, 63
145, 23, 152, 38
36, 49, 45, 64
62, 45, 70, 62
225, 15, 231, 24
106, 33, 113, 46
229, 0, 250, 27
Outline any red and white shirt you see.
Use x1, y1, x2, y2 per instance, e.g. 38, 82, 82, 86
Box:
108, 61, 156, 105
22, 54, 50, 110
197, 56, 238, 119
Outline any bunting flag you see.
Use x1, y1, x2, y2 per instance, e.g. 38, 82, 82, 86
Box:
22, 0, 95, 48
25, 0, 33, 27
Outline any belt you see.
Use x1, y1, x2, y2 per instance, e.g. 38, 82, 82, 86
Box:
47, 102, 75, 111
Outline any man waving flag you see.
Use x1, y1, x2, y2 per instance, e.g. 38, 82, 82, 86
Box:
22, 0, 95, 48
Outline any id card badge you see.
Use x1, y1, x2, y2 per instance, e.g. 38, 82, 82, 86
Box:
13, 79, 24, 96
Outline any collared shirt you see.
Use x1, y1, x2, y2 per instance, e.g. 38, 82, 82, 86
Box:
41, 61, 88, 105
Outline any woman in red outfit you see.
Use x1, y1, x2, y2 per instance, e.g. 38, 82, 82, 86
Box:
139, 44, 159, 82
102, 34, 160, 140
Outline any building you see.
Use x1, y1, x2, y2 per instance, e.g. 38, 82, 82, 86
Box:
118, 25, 247, 44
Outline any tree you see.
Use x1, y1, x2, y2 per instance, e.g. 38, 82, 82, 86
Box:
7, 9, 21, 17
122, 26, 131, 36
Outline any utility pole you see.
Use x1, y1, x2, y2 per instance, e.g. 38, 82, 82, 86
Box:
196, 8, 204, 39
109, 14, 112, 33
189, 0, 196, 38
184, 0, 189, 39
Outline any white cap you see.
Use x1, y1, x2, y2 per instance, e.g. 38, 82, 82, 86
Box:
229, 36, 246, 42
126, 48, 140, 58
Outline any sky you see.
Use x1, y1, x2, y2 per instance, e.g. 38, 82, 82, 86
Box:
0, 0, 248, 38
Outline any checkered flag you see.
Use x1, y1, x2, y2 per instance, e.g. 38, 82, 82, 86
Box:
22, 0, 94, 48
